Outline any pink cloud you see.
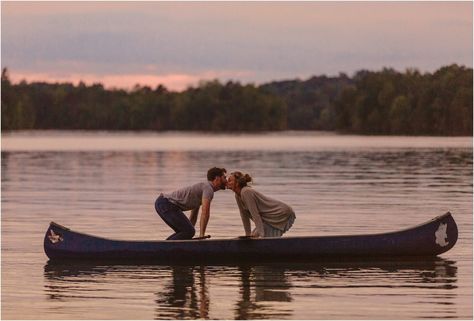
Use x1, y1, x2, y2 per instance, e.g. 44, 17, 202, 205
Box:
8, 70, 254, 92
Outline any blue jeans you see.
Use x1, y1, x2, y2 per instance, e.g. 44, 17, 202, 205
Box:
155, 195, 195, 240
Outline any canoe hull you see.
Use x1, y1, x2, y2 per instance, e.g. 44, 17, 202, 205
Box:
44, 212, 458, 262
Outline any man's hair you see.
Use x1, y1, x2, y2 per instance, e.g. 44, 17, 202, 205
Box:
207, 167, 226, 181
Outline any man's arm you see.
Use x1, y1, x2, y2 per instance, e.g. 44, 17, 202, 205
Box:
189, 207, 199, 226
199, 198, 211, 237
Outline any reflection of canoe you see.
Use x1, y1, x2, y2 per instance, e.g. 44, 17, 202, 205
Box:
43, 257, 457, 278
44, 212, 457, 262
43, 258, 458, 320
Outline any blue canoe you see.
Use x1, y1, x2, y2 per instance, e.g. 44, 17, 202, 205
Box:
44, 212, 458, 263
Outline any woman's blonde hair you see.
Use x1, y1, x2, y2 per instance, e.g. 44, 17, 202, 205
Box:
231, 171, 252, 188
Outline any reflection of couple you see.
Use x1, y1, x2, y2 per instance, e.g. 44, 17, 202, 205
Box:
155, 265, 292, 320
155, 167, 296, 240
155, 266, 209, 320
235, 265, 293, 320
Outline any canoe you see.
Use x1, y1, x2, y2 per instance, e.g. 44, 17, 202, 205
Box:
44, 212, 458, 263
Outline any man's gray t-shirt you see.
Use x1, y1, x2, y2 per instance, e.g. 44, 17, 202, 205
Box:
163, 182, 214, 211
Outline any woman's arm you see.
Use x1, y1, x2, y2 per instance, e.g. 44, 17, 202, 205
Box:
236, 195, 252, 236
241, 190, 265, 237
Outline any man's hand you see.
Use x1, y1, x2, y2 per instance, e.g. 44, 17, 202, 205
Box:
193, 235, 211, 240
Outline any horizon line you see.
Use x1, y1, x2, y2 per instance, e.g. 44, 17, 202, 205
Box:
3, 63, 471, 92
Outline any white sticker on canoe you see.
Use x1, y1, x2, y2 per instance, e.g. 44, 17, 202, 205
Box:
435, 223, 449, 247
48, 229, 64, 244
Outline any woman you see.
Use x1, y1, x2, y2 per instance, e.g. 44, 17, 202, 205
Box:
227, 171, 296, 238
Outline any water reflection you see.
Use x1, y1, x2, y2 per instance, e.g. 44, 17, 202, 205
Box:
43, 258, 458, 319
154, 265, 209, 320
235, 265, 293, 319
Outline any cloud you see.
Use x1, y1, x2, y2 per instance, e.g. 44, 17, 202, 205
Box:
2, 2, 472, 88
8, 69, 256, 91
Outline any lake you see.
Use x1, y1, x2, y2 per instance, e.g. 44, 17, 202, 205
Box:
1, 131, 472, 319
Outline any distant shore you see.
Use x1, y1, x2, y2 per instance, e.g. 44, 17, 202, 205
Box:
2, 64, 472, 136
1, 129, 472, 137
2, 130, 471, 153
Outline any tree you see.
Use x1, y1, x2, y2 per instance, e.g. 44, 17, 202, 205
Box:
390, 95, 411, 134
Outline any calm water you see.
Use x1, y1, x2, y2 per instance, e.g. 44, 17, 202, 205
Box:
2, 131, 472, 319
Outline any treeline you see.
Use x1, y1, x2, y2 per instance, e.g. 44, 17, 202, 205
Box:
334, 65, 473, 135
1, 71, 286, 131
1, 64, 472, 135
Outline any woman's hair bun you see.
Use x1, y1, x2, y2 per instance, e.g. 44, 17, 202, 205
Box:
232, 171, 253, 188
244, 174, 252, 183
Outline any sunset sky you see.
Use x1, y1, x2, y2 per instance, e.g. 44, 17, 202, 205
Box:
2, 1, 472, 91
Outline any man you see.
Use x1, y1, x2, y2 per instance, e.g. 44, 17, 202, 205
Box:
155, 167, 227, 240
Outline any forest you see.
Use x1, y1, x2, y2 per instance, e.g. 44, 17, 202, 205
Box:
1, 64, 472, 135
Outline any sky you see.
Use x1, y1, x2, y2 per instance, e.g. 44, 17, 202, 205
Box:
1, 1, 472, 91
